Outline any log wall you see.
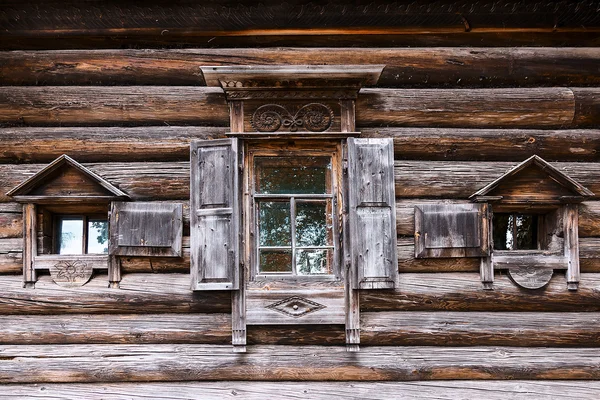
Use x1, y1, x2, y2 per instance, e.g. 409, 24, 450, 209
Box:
1, 0, 600, 396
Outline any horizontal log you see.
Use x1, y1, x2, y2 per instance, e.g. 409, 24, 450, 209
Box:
363, 271, 600, 312
2, 87, 594, 128
393, 161, 599, 199
4, 311, 595, 347
3, 48, 600, 88
2, 127, 599, 163
367, 128, 600, 162
2, 381, 600, 400
0, 344, 599, 382
3, 271, 600, 314
6, 31, 600, 50
0, 273, 230, 314
0, 211, 22, 239
0, 127, 225, 163
0, 237, 22, 274
0, 160, 598, 203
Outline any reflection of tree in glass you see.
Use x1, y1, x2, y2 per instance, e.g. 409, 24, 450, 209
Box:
296, 203, 328, 247
297, 250, 328, 275
91, 221, 108, 245
257, 157, 329, 194
259, 202, 291, 246
60, 232, 76, 251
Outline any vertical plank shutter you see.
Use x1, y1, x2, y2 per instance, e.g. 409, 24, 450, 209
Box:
414, 204, 490, 258
348, 138, 397, 289
191, 138, 240, 290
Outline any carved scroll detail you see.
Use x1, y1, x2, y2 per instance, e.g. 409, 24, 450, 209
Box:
251, 103, 334, 132
507, 266, 553, 290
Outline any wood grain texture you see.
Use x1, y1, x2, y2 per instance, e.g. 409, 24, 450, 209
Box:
0, 273, 230, 314
3, 271, 600, 314
2, 48, 600, 88
1, 312, 600, 347
0, 87, 584, 128
0, 381, 599, 400
3, 127, 600, 163
0, 344, 600, 382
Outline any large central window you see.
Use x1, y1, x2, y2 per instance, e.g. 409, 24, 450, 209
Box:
248, 143, 340, 278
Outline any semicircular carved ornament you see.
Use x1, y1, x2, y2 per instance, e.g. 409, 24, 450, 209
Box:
251, 103, 334, 133
49, 260, 93, 288
507, 266, 553, 290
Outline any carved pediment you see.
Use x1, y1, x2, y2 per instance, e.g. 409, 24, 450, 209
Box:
470, 155, 593, 205
7, 154, 129, 203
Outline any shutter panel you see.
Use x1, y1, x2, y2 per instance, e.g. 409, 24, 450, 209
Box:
190, 138, 240, 290
414, 203, 490, 258
109, 202, 183, 257
348, 137, 397, 289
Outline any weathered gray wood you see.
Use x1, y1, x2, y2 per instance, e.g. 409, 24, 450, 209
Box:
246, 289, 345, 325
110, 202, 183, 257
190, 139, 240, 291
3, 48, 600, 88
0, 237, 22, 274
0, 87, 584, 128
5, 271, 600, 314
348, 138, 397, 290
414, 204, 488, 258
0, 273, 231, 314
35, 255, 106, 288
507, 267, 555, 290
2, 311, 600, 347
0, 344, 600, 382
2, 127, 600, 163
1, 381, 599, 400
564, 204, 581, 290
22, 203, 35, 287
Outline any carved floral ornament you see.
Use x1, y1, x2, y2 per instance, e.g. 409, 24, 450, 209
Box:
251, 103, 334, 132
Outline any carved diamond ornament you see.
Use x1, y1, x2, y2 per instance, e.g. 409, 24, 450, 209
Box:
265, 296, 326, 318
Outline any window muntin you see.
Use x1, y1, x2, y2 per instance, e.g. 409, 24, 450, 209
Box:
56, 215, 108, 255
250, 149, 339, 278
493, 213, 539, 250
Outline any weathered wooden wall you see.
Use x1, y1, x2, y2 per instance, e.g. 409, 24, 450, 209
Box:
1, 0, 600, 397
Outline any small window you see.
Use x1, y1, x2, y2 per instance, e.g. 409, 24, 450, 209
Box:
248, 146, 340, 278
56, 215, 108, 255
493, 213, 539, 250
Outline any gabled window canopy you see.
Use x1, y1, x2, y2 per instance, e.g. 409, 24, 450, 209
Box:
470, 155, 594, 204
7, 154, 129, 203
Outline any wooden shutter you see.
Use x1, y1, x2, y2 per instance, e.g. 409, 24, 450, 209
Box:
348, 137, 397, 289
109, 202, 183, 257
190, 138, 240, 291
414, 203, 490, 258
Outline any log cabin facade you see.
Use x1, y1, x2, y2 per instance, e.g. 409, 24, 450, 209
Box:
1, 0, 600, 398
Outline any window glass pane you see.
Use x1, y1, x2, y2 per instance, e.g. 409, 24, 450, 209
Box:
515, 214, 538, 250
58, 218, 84, 255
295, 200, 332, 247
88, 220, 108, 254
259, 202, 291, 246
255, 156, 331, 194
493, 213, 538, 250
493, 213, 513, 250
260, 250, 292, 273
296, 249, 332, 275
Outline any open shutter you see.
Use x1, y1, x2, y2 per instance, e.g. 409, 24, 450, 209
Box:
348, 137, 397, 289
190, 138, 240, 290
414, 204, 490, 258
110, 202, 183, 257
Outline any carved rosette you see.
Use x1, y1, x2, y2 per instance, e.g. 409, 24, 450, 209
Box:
251, 103, 334, 132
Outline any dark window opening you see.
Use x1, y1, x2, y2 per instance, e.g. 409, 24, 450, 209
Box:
56, 215, 108, 255
493, 213, 539, 250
